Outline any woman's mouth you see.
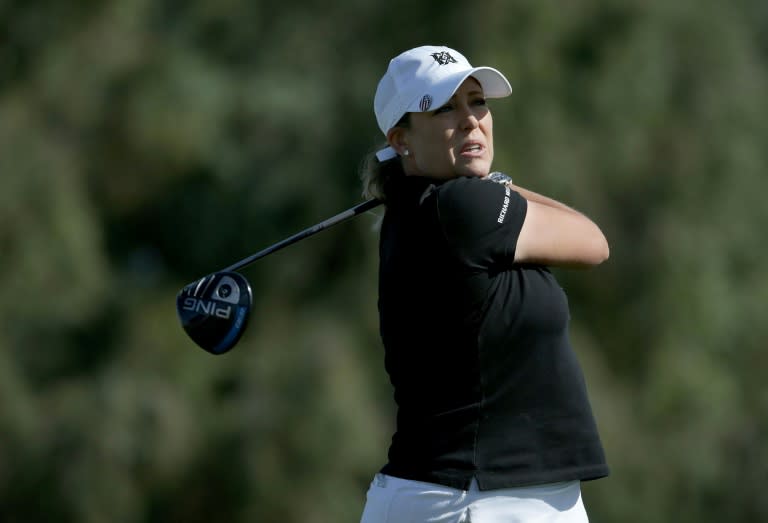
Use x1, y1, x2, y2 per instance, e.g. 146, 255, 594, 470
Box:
460, 143, 485, 157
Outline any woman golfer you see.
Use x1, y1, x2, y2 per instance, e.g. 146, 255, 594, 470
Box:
359, 45, 610, 522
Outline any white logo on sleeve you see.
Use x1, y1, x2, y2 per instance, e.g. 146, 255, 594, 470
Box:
497, 186, 511, 224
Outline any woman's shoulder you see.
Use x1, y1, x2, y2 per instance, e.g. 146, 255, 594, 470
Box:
437, 174, 510, 197
431, 175, 527, 260
435, 175, 516, 217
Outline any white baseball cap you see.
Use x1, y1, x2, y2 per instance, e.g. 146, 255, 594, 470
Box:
374, 45, 512, 161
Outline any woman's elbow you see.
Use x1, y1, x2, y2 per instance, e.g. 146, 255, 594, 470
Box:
588, 233, 610, 266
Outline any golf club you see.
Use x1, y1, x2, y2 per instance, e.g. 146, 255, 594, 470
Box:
176, 198, 382, 355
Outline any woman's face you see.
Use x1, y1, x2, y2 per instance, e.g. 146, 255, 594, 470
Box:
395, 77, 494, 180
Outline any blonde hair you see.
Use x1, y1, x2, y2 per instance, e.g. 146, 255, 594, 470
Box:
359, 143, 404, 202
360, 116, 410, 202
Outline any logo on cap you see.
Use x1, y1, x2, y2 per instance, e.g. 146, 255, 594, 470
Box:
431, 51, 458, 66
419, 94, 433, 111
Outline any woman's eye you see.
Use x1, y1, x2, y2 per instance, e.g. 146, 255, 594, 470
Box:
433, 98, 487, 115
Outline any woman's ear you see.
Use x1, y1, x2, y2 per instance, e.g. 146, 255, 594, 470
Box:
386, 127, 409, 157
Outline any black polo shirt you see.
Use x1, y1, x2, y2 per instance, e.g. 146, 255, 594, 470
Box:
377, 174, 609, 490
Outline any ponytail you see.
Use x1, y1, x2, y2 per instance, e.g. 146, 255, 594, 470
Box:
359, 114, 411, 202
359, 145, 405, 202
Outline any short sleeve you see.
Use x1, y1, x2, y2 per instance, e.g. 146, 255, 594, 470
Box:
435, 176, 527, 269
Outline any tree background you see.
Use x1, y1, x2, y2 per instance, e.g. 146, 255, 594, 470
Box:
1, 0, 766, 521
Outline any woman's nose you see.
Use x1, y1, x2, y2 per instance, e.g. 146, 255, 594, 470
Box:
458, 106, 479, 130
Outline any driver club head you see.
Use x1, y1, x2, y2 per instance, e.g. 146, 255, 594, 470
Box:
176, 271, 253, 355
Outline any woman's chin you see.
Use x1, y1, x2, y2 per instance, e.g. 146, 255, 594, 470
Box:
457, 163, 492, 178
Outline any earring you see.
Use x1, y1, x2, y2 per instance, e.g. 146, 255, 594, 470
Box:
402, 149, 410, 157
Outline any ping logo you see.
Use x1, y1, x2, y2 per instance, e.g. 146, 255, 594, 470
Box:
431, 51, 458, 65
182, 297, 233, 319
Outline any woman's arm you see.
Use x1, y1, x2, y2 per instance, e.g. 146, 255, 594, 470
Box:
511, 184, 609, 268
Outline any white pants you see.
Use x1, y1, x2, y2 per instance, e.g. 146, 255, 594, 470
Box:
360, 474, 589, 523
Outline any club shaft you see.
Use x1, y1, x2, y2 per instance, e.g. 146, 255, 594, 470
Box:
221, 199, 382, 273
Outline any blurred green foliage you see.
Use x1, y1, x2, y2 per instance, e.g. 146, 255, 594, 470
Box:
1, 0, 767, 521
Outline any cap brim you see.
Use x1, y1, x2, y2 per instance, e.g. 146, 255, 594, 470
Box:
404, 66, 512, 114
